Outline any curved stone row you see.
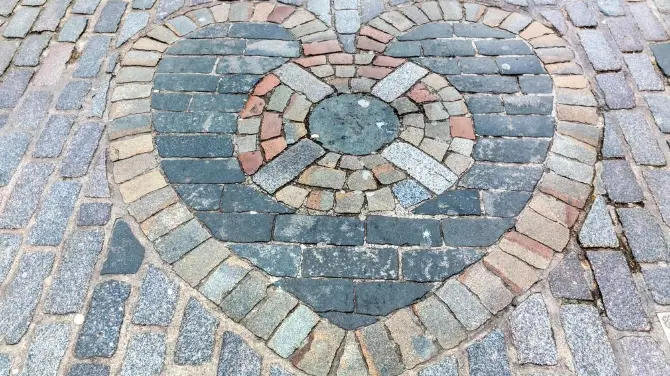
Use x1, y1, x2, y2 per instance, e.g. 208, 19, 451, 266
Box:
107, 1, 599, 375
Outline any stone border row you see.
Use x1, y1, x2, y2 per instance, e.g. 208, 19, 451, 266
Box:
106, 1, 599, 374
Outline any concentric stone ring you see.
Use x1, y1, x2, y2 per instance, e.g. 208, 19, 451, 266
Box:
109, 2, 598, 373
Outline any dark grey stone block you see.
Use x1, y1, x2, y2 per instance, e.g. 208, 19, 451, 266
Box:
412, 57, 460, 74
466, 95, 503, 113
231, 244, 300, 277
482, 190, 531, 217
217, 332, 261, 376
355, 281, 433, 315
157, 56, 217, 73
175, 184, 222, 211
190, 94, 246, 112
413, 189, 481, 215
474, 138, 550, 163
151, 93, 191, 111
519, 76, 553, 94
454, 23, 513, 38
101, 220, 145, 275
68, 364, 110, 376
218, 74, 261, 93
474, 114, 554, 137
276, 278, 354, 312
320, 312, 377, 330
366, 216, 442, 246
229, 23, 294, 40
476, 40, 532, 55
398, 23, 453, 40
442, 217, 514, 246
458, 57, 498, 74
303, 247, 398, 279
460, 163, 544, 191
422, 39, 475, 56
153, 74, 220, 92
448, 75, 519, 93
153, 112, 237, 133
496, 56, 545, 75
166, 39, 246, 55
198, 212, 274, 242
385, 41, 422, 57
156, 135, 233, 157
221, 184, 293, 213
402, 248, 485, 282
161, 159, 244, 184
273, 215, 364, 245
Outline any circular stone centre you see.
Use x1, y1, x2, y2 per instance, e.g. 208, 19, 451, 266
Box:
308, 94, 400, 155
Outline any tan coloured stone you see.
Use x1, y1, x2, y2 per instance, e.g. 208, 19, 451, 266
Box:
251, 2, 274, 21
385, 309, 438, 368
109, 134, 153, 161
276, 185, 310, 208
516, 208, 570, 252
366, 188, 396, 211
112, 153, 157, 183
141, 202, 192, 241
499, 231, 554, 270
483, 248, 541, 294
293, 321, 345, 376
133, 38, 168, 52
459, 262, 514, 313
557, 105, 599, 124
520, 22, 553, 39
119, 169, 168, 203
529, 192, 580, 228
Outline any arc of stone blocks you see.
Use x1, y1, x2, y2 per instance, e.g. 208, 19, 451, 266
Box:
106, 1, 600, 375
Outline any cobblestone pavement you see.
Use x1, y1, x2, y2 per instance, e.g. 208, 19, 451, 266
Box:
1, 0, 670, 375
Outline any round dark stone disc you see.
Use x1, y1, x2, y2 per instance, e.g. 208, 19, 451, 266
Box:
308, 94, 400, 155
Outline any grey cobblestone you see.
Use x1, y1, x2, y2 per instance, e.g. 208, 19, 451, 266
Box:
0, 162, 54, 229
217, 331, 261, 376
0, 69, 33, 108
509, 294, 557, 365
74, 35, 111, 78
0, 132, 29, 186
59, 16, 88, 42
578, 29, 620, 71
133, 266, 179, 326
33, 0, 70, 31
22, 323, 71, 376
602, 160, 644, 203
56, 81, 92, 110
28, 180, 81, 246
121, 332, 166, 376
3, 7, 39, 38
13, 33, 51, 66
10, 90, 52, 129
467, 330, 511, 376
436, 279, 490, 331
60, 122, 105, 178
623, 53, 664, 91
609, 110, 666, 166
175, 298, 218, 365
33, 115, 75, 158
617, 208, 670, 262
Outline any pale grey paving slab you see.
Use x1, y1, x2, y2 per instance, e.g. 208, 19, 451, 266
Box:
22, 323, 71, 376
9, 90, 52, 129
175, 298, 219, 365
598, 0, 624, 16
0, 162, 54, 229
0, 355, 9, 375
28, 180, 81, 246
578, 196, 618, 248
0, 132, 29, 186
0, 252, 54, 345
619, 336, 670, 376
75, 280, 131, 358
509, 294, 557, 365
85, 151, 110, 198
77, 202, 112, 226
0, 69, 33, 108
61, 122, 104, 177
3, 7, 39, 38
132, 266, 179, 326
645, 170, 670, 226
617, 207, 670, 262
13, 33, 51, 66
44, 229, 104, 314
382, 141, 457, 194
361, 0, 383, 22
641, 266, 670, 305
606, 17, 644, 52
73, 35, 111, 78
268, 305, 319, 358
566, 1, 597, 27
577, 29, 620, 71
72, 0, 101, 14
418, 356, 458, 376
467, 330, 511, 376
56, 81, 92, 110
602, 119, 625, 158
59, 16, 88, 42
601, 160, 644, 203
435, 279, 490, 331
120, 332, 166, 376
94, 0, 127, 32
645, 94, 670, 133
67, 364, 110, 376
33, 0, 70, 31
0, 235, 20, 284
588, 250, 649, 331
623, 54, 664, 91
89, 74, 112, 118
0, 0, 19, 16
629, 3, 668, 41
156, 0, 183, 20
335, 9, 360, 33
609, 110, 666, 165
275, 63, 333, 102
33, 115, 74, 158
117, 12, 150, 47
596, 73, 635, 109
217, 331, 261, 376
0, 41, 20, 74
133, 0, 157, 10
372, 62, 429, 102
560, 304, 620, 376
253, 139, 325, 193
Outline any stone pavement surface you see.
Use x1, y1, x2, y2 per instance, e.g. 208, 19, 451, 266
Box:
0, 0, 670, 374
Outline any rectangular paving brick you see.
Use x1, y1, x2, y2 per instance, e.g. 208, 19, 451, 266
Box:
94, 0, 127, 32
356, 322, 405, 376
155, 219, 210, 263
460, 163, 543, 191
132, 266, 179, 326
28, 180, 81, 246
0, 69, 33, 108
382, 141, 457, 194
33, 0, 70, 31
33, 115, 75, 158
414, 295, 466, 348
303, 246, 398, 279
601, 160, 644, 203
0, 132, 30, 186
0, 252, 54, 345
268, 304, 319, 358
0, 162, 54, 229
275, 62, 334, 102
372, 62, 428, 102
120, 332, 166, 376
629, 3, 668, 41
436, 279, 491, 331
175, 298, 219, 365
617, 207, 670, 262
577, 29, 620, 71
3, 7, 40, 38
274, 214, 365, 245
74, 35, 111, 78
253, 139, 325, 193
0, 235, 20, 285
608, 110, 666, 166
60, 122, 105, 178
367, 216, 442, 246
9, 91, 53, 130
242, 289, 297, 340
13, 33, 51, 66
22, 323, 71, 376
220, 271, 268, 321
0, 40, 19, 74
467, 330, 512, 376
44, 229, 104, 314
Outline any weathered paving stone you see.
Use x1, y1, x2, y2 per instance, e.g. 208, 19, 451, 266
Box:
120, 332, 166, 376
617, 208, 669, 262
72, 0, 102, 14
56, 81, 92, 110
275, 63, 333, 102
641, 266, 670, 305
132, 266, 179, 326
460, 163, 543, 191
217, 56, 286, 74
74, 36, 112, 78
422, 39, 475, 57
274, 215, 364, 245
198, 213, 274, 243
372, 62, 428, 102
61, 122, 105, 178
254, 139, 325, 193
474, 138, 549, 163
579, 196, 618, 248
596, 73, 635, 109
549, 252, 592, 300
561, 304, 619, 376
588, 251, 649, 331
199, 257, 251, 304
619, 336, 670, 376
76, 280, 131, 358
442, 218, 514, 247
0, 162, 54, 229
220, 272, 268, 321
385, 309, 437, 368
645, 170, 670, 226
59, 16, 88, 42
221, 184, 292, 213
268, 305, 319, 358
33, 115, 75, 158
161, 159, 244, 184
392, 180, 431, 207
496, 56, 545, 75
3, 7, 39, 38
601, 160, 644, 203
117, 12, 150, 47
367, 216, 441, 246
67, 363, 110, 376
22, 323, 71, 376
153, 111, 236, 133
607, 17, 644, 52
33, 0, 70, 31
509, 294, 557, 365
175, 298, 219, 365
28, 181, 80, 246
402, 248, 485, 282
436, 279, 490, 330
623, 53, 664, 91
94, 0, 127, 32
474, 114, 554, 137
303, 247, 397, 279
467, 330, 511, 376
609, 110, 666, 166
0, 69, 33, 108
448, 75, 518, 93
8, 90, 52, 129
357, 322, 405, 376
418, 356, 458, 376
231, 244, 300, 277
382, 142, 457, 193
0, 132, 29, 186
295, 321, 345, 376
101, 220, 145, 274
173, 184, 221, 211
276, 278, 353, 313
13, 33, 51, 66
77, 202, 112, 226
243, 289, 297, 340
167, 38, 246, 55
645, 94, 670, 133
566, 0, 597, 27
335, 331, 368, 375
355, 281, 433, 316
475, 40, 531, 55
217, 331, 261, 376
578, 29, 620, 71
44, 229, 104, 314
0, 40, 19, 74
0, 252, 53, 344
155, 219, 210, 263
458, 57, 498, 74
0, 235, 20, 284
412, 190, 480, 215
482, 191, 531, 217
629, 3, 668, 41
